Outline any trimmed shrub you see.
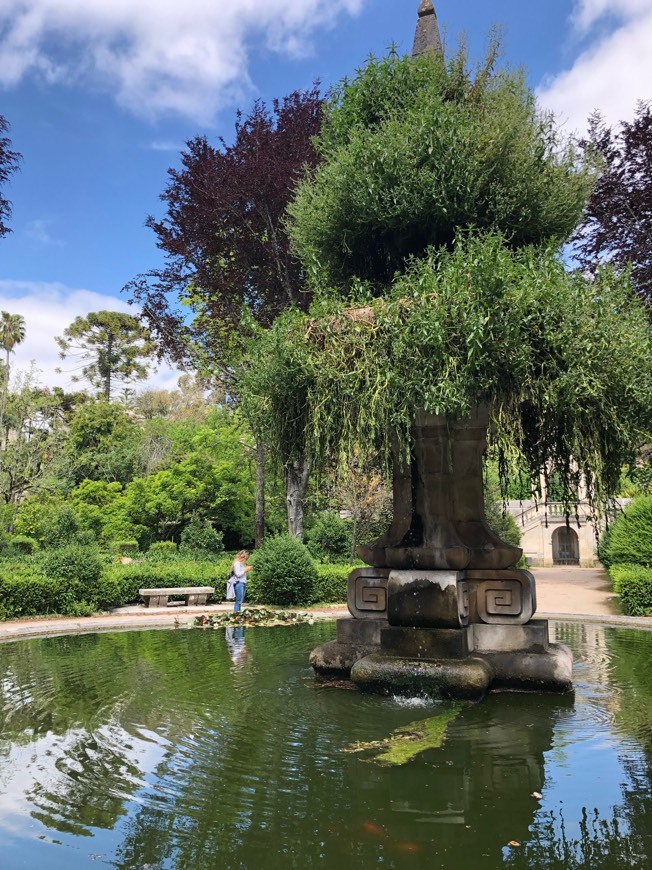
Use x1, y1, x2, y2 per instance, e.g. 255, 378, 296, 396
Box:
179, 515, 224, 559
109, 539, 140, 558
609, 564, 652, 616
146, 541, 178, 562
0, 554, 123, 619
312, 563, 350, 603
107, 557, 233, 604
306, 512, 352, 563
248, 534, 317, 607
0, 565, 58, 619
601, 496, 652, 568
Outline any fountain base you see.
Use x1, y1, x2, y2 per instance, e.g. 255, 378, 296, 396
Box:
310, 566, 573, 698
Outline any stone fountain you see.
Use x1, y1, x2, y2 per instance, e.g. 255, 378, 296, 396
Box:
310, 405, 573, 698
309, 2, 573, 698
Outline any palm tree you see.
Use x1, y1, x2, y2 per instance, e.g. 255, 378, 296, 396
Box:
0, 311, 26, 446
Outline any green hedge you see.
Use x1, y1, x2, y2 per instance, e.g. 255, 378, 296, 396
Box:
0, 551, 351, 619
608, 563, 652, 616
0, 562, 123, 619
600, 496, 652, 568
312, 563, 350, 603
106, 556, 234, 604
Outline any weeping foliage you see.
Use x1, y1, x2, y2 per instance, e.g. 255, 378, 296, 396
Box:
288, 46, 594, 289
243, 234, 652, 507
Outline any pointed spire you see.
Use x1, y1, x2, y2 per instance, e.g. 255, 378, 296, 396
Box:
412, 0, 443, 58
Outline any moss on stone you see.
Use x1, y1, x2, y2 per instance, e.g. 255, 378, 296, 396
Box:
342, 704, 462, 766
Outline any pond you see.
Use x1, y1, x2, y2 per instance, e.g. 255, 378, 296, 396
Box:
0, 621, 651, 869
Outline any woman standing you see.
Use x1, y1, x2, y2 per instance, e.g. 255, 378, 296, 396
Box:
231, 550, 253, 612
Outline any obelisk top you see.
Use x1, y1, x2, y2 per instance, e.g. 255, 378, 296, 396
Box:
412, 0, 443, 58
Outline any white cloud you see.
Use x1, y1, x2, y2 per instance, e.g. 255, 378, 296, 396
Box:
0, 0, 364, 122
537, 0, 652, 135
25, 217, 61, 246
0, 279, 182, 394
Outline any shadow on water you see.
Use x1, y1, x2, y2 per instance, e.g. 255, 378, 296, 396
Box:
0, 621, 650, 868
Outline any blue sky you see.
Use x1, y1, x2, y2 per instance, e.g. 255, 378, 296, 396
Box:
0, 0, 650, 392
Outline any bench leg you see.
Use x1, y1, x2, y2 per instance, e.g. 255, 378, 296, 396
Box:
144, 595, 169, 607
185, 594, 209, 606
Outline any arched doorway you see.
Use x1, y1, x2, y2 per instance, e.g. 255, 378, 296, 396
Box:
552, 526, 580, 565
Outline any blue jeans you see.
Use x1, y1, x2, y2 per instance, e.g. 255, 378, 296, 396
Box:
234, 581, 246, 612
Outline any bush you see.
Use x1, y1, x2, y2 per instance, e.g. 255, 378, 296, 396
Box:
0, 565, 58, 619
248, 535, 317, 607
39, 544, 118, 614
0, 552, 123, 619
312, 563, 350, 603
609, 563, 652, 616
179, 515, 224, 559
109, 539, 140, 558
306, 512, 352, 563
485, 500, 522, 548
600, 496, 652, 568
2, 534, 38, 556
146, 541, 178, 561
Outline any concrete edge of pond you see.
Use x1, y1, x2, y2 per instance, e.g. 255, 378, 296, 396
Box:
0, 605, 351, 642
0, 606, 650, 643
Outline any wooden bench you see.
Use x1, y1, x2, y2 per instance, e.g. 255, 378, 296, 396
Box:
139, 586, 215, 608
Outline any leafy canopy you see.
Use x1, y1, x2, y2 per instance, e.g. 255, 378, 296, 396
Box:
244, 233, 652, 504
572, 102, 652, 306
128, 87, 323, 373
56, 310, 156, 400
288, 45, 594, 289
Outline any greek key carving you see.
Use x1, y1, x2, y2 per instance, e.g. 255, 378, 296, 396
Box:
347, 569, 390, 619
475, 579, 533, 625
357, 581, 387, 611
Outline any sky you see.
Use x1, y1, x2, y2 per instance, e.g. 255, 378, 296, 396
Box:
0, 0, 650, 394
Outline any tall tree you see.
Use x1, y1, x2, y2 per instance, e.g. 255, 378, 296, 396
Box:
247, 44, 652, 520
128, 86, 324, 542
572, 102, 652, 305
0, 311, 26, 446
56, 310, 156, 401
0, 115, 20, 240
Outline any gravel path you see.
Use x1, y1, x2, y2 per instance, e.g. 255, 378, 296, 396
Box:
0, 566, 650, 641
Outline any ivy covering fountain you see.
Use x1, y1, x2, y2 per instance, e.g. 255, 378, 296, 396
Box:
244, 1, 652, 698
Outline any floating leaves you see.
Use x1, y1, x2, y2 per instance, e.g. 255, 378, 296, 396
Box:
191, 608, 313, 629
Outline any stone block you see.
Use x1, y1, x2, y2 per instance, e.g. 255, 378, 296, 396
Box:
470, 620, 549, 654
347, 568, 390, 619
466, 569, 536, 625
350, 653, 494, 700
309, 640, 378, 676
387, 570, 467, 628
481, 643, 573, 693
381, 626, 470, 660
337, 617, 387, 646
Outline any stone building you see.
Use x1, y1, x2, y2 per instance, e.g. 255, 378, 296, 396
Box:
506, 499, 629, 567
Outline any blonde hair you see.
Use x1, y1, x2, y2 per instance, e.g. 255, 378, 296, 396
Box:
235, 550, 249, 562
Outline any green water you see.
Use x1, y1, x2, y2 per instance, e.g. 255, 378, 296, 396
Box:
0, 621, 651, 869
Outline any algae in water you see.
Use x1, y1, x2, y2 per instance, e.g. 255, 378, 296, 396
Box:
342, 704, 462, 766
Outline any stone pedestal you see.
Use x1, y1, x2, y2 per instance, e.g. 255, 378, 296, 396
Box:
311, 570, 572, 697
310, 407, 573, 698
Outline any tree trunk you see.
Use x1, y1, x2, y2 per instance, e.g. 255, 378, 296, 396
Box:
254, 441, 266, 549
285, 454, 311, 540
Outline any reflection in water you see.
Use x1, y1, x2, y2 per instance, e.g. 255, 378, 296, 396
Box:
0, 622, 650, 868
225, 626, 248, 668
